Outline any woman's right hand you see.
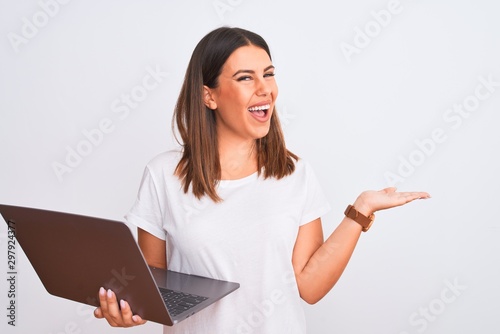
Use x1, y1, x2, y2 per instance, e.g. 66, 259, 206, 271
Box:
94, 287, 147, 327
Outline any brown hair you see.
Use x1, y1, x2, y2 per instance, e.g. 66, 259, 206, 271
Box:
173, 27, 298, 202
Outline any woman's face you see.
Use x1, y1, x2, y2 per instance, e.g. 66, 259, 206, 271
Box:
204, 45, 278, 143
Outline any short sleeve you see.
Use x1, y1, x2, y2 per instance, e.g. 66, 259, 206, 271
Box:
299, 161, 331, 226
124, 166, 167, 240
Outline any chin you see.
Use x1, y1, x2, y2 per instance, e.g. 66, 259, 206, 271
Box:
253, 128, 271, 140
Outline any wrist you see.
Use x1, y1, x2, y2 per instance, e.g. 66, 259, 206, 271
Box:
352, 196, 373, 217
344, 203, 375, 232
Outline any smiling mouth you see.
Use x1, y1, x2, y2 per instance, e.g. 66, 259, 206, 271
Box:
248, 104, 271, 117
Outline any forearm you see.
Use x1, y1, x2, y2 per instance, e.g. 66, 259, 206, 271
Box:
296, 215, 363, 304
293, 189, 429, 304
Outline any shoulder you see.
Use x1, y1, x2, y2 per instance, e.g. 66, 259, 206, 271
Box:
290, 156, 316, 178
269, 156, 319, 187
141, 149, 183, 183
146, 149, 182, 170
285, 157, 326, 193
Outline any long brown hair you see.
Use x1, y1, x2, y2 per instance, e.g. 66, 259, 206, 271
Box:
173, 27, 298, 202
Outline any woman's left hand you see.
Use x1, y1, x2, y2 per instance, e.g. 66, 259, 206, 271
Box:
353, 187, 430, 216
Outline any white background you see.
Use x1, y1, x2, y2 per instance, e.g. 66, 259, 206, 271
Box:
1, 0, 499, 333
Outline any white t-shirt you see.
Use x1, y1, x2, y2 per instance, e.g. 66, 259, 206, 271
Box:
125, 150, 331, 334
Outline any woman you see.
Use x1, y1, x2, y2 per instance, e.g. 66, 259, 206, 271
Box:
94, 27, 429, 333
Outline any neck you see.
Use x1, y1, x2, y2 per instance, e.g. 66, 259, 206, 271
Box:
218, 136, 257, 180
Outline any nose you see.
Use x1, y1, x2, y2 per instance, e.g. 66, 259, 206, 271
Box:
255, 77, 271, 96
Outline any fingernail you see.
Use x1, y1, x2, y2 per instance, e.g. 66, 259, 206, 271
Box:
99, 287, 105, 296
120, 299, 126, 308
107, 289, 113, 298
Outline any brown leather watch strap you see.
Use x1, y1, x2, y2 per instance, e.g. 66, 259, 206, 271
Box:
344, 204, 374, 232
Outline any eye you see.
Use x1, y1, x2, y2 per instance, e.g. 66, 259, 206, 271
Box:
264, 72, 275, 78
236, 76, 252, 81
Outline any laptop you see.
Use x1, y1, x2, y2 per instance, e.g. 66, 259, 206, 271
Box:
0, 204, 239, 326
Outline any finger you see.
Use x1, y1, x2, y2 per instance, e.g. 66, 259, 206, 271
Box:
98, 287, 115, 325
408, 191, 430, 199
419, 192, 431, 199
98, 287, 109, 314
98, 287, 108, 315
119, 300, 139, 327
99, 288, 121, 327
106, 289, 123, 324
94, 307, 103, 319
132, 315, 147, 325
119, 300, 148, 326
399, 191, 431, 202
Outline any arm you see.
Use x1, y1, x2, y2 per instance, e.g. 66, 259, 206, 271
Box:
293, 187, 430, 304
138, 228, 167, 269
94, 228, 166, 326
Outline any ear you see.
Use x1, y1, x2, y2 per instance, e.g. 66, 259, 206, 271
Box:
203, 85, 217, 110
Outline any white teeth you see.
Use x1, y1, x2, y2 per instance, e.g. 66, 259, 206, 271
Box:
248, 104, 270, 111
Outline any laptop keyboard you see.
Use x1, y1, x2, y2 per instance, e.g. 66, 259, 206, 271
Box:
159, 288, 209, 317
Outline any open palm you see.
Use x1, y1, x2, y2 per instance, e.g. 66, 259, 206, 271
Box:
356, 187, 431, 215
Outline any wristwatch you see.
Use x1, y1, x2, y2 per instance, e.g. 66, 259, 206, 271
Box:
344, 204, 375, 232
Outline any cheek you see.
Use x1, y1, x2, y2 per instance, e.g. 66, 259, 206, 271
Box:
216, 86, 247, 109
270, 82, 279, 99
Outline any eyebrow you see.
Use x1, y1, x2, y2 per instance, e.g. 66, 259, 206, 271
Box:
232, 65, 275, 77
